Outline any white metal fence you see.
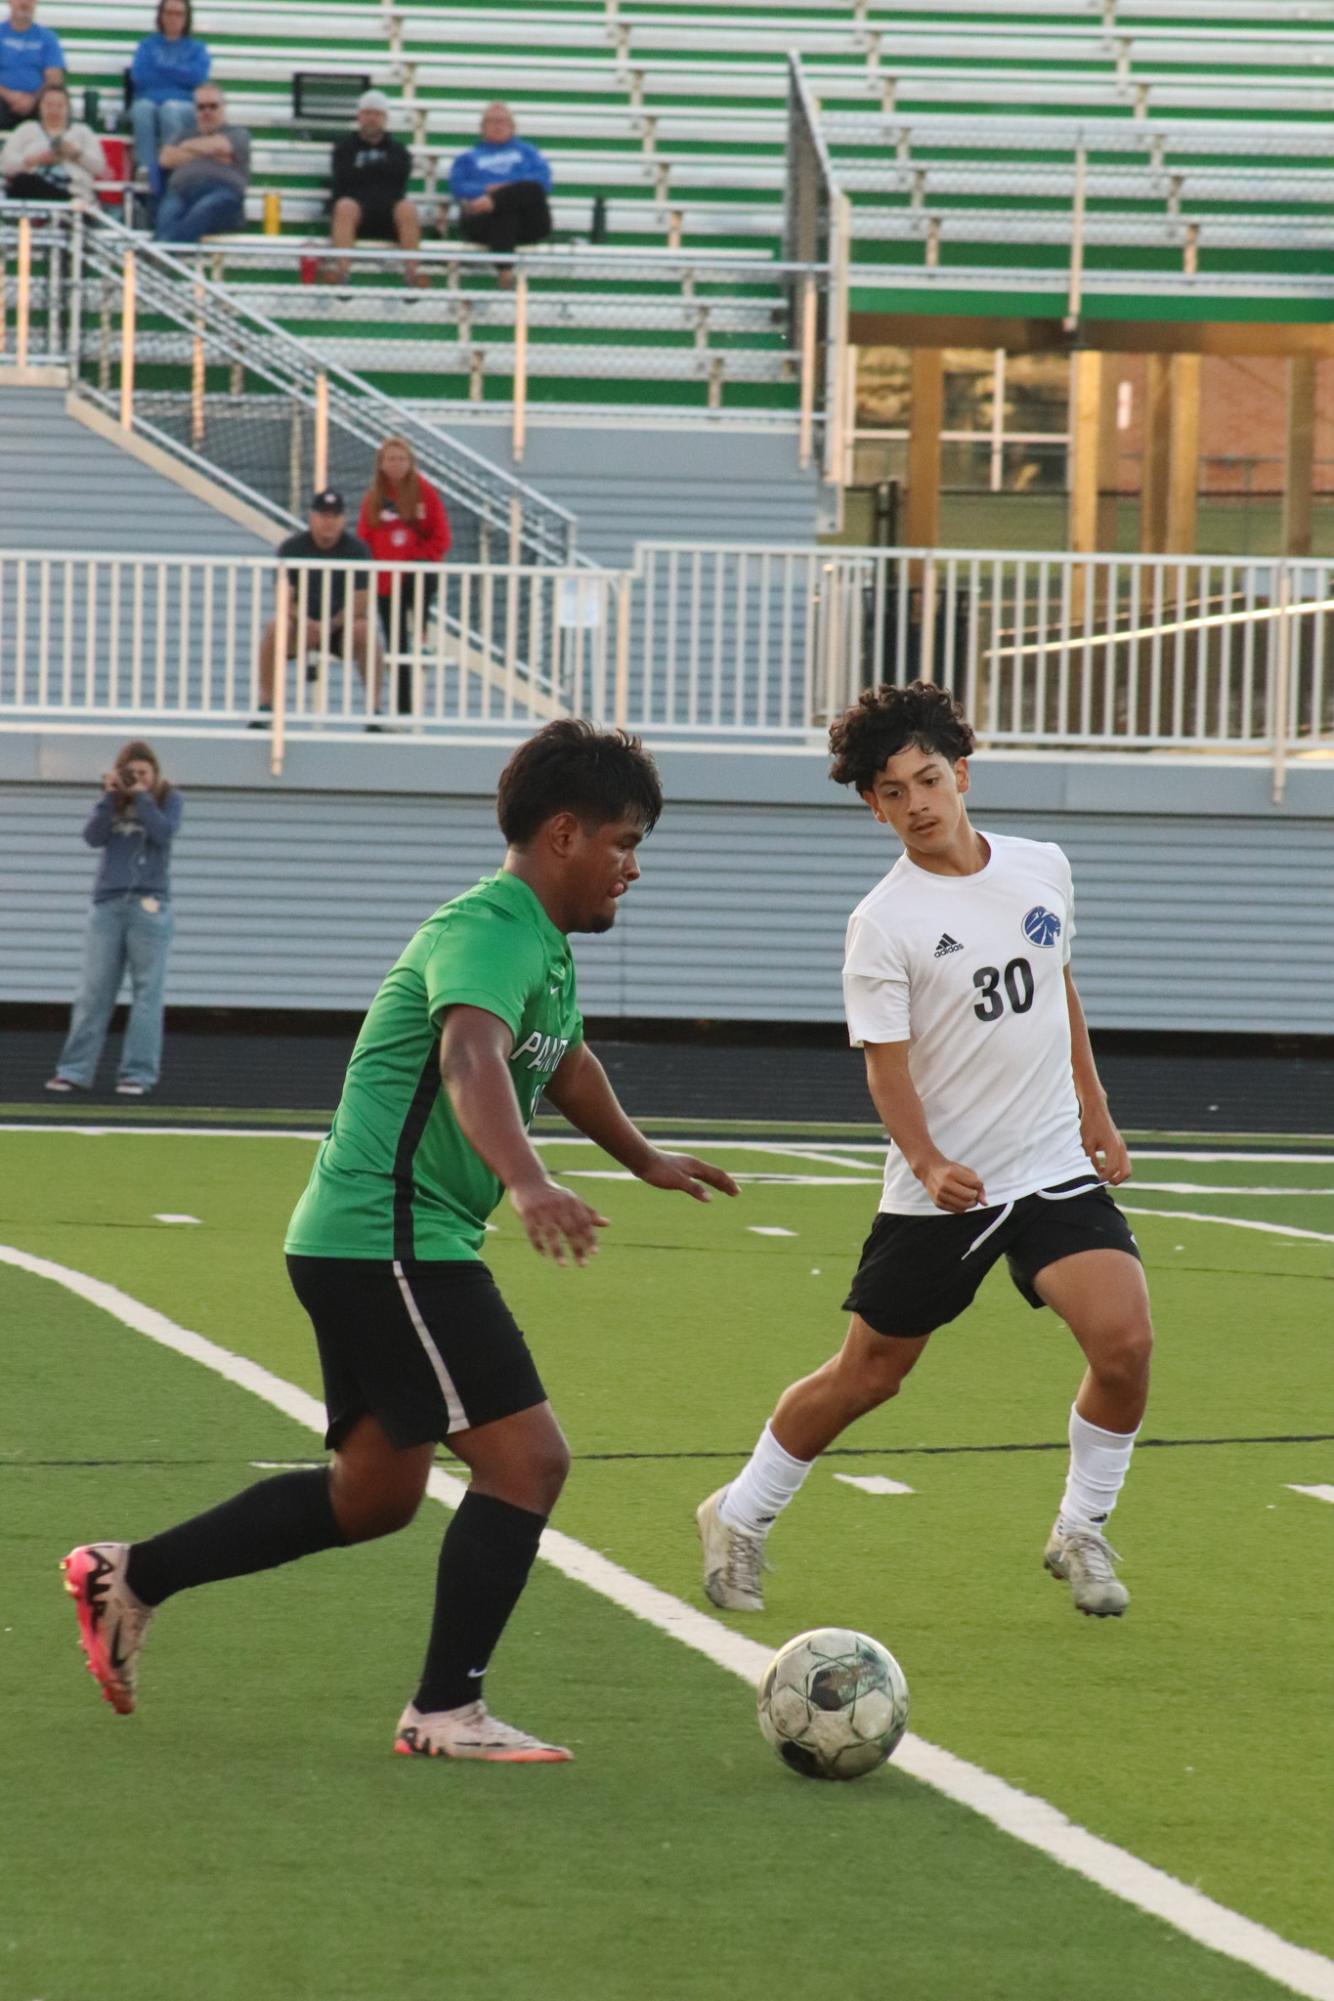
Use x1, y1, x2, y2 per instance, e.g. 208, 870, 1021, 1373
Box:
2, 545, 1329, 791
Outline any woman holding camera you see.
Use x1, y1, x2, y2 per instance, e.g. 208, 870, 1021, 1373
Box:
46, 742, 183, 1098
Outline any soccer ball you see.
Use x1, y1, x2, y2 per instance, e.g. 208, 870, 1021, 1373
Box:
757, 1627, 910, 1781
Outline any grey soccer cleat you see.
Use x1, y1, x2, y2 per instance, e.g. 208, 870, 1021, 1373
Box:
1044, 1524, 1129, 1618
696, 1487, 767, 1612
394, 1700, 572, 1763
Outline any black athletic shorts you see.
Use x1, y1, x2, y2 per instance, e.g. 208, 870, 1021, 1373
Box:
842, 1177, 1141, 1340
354, 203, 401, 243
286, 1255, 547, 1450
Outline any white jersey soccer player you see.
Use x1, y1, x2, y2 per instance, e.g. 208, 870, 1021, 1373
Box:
843, 830, 1091, 1218
698, 680, 1154, 1620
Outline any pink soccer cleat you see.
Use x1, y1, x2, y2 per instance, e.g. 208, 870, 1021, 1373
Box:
61, 1542, 155, 1715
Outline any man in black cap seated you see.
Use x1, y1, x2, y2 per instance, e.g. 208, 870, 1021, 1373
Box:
253, 489, 382, 729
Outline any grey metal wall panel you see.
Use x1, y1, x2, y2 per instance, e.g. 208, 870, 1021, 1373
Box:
2, 782, 1332, 1032
0, 390, 271, 555
417, 418, 823, 567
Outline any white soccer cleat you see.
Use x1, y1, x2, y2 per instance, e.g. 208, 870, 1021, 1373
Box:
393, 1700, 572, 1763
697, 1487, 767, 1612
61, 1542, 156, 1714
1044, 1523, 1129, 1618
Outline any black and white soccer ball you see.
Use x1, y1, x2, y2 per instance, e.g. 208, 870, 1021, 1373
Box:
757, 1627, 910, 1781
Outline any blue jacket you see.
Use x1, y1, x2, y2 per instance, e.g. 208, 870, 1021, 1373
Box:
0, 18, 64, 93
84, 788, 183, 902
449, 138, 551, 203
130, 33, 211, 105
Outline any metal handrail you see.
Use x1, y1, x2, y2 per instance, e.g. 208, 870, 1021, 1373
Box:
74, 206, 582, 566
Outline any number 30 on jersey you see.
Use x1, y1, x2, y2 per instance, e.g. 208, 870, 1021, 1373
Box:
972, 957, 1035, 1021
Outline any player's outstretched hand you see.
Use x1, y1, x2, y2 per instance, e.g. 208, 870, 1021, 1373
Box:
920, 1154, 987, 1213
638, 1151, 740, 1203
1081, 1108, 1132, 1186
509, 1176, 609, 1267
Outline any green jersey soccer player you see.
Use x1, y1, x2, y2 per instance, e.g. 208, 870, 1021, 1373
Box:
63, 720, 738, 1761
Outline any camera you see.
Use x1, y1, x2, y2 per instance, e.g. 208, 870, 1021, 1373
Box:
117, 766, 137, 790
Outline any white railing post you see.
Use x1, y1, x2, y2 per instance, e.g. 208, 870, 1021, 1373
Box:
1272, 563, 1292, 806
614, 574, 632, 727
119, 248, 136, 429
271, 565, 288, 778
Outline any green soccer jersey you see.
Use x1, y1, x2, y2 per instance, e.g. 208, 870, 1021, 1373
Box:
285, 871, 583, 1262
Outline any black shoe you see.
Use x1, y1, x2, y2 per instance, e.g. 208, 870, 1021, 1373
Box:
247, 709, 272, 731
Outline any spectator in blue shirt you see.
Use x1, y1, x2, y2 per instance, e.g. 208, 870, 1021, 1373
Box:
130, 0, 211, 209
0, 0, 65, 134
46, 742, 183, 1098
447, 102, 552, 286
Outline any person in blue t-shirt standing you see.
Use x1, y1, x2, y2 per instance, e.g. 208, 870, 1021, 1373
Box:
46, 742, 184, 1099
130, 0, 211, 211
0, 0, 65, 134
447, 102, 552, 286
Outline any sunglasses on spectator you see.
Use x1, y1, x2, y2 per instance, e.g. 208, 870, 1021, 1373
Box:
196, 98, 223, 109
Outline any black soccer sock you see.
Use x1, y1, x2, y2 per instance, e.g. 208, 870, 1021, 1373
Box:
125, 1468, 346, 1608
414, 1490, 546, 1714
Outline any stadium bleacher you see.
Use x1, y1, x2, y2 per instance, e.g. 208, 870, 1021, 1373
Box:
40, 0, 1334, 419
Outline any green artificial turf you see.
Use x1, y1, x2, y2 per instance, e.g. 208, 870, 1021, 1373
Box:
1, 1130, 1331, 2000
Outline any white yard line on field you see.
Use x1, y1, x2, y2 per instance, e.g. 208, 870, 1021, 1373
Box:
4, 1241, 1334, 2001
1119, 1206, 1334, 1248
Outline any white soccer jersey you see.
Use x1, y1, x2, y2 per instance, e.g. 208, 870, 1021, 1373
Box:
842, 831, 1092, 1216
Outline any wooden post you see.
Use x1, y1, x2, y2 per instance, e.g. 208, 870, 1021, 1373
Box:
1139, 352, 1171, 553
1282, 355, 1316, 560
1068, 348, 1102, 555
313, 373, 328, 493
16, 213, 32, 369
119, 249, 135, 429
797, 273, 817, 471
1097, 352, 1121, 553
905, 347, 944, 552
191, 281, 206, 446
1166, 353, 1201, 555
512, 271, 528, 464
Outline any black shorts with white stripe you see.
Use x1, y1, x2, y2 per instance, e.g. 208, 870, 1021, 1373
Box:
842, 1177, 1141, 1340
286, 1256, 547, 1450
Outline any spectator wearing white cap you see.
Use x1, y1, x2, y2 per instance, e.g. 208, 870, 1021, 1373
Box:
326, 89, 423, 286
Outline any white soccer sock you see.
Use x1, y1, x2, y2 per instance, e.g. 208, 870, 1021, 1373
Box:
718, 1423, 813, 1538
1057, 1403, 1139, 1535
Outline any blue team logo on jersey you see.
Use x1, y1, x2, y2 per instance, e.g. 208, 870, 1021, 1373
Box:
1023, 905, 1062, 949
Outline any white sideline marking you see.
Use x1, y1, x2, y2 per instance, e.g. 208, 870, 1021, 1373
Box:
154, 1213, 201, 1225
748, 1225, 798, 1237
834, 1473, 914, 1497
1119, 1206, 1334, 1248
1127, 1185, 1334, 1198
1288, 1486, 1334, 1508
5, 1242, 1334, 1999
6, 1125, 1331, 1172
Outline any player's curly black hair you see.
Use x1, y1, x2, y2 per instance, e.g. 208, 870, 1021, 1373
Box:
828, 680, 976, 792
496, 718, 663, 846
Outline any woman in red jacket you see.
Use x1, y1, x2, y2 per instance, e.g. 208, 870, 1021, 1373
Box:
357, 436, 451, 717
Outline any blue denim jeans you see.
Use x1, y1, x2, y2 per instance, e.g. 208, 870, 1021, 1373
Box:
130, 96, 196, 200
56, 896, 175, 1088
154, 181, 245, 244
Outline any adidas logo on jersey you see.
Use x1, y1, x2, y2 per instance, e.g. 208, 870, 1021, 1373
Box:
934, 933, 964, 958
